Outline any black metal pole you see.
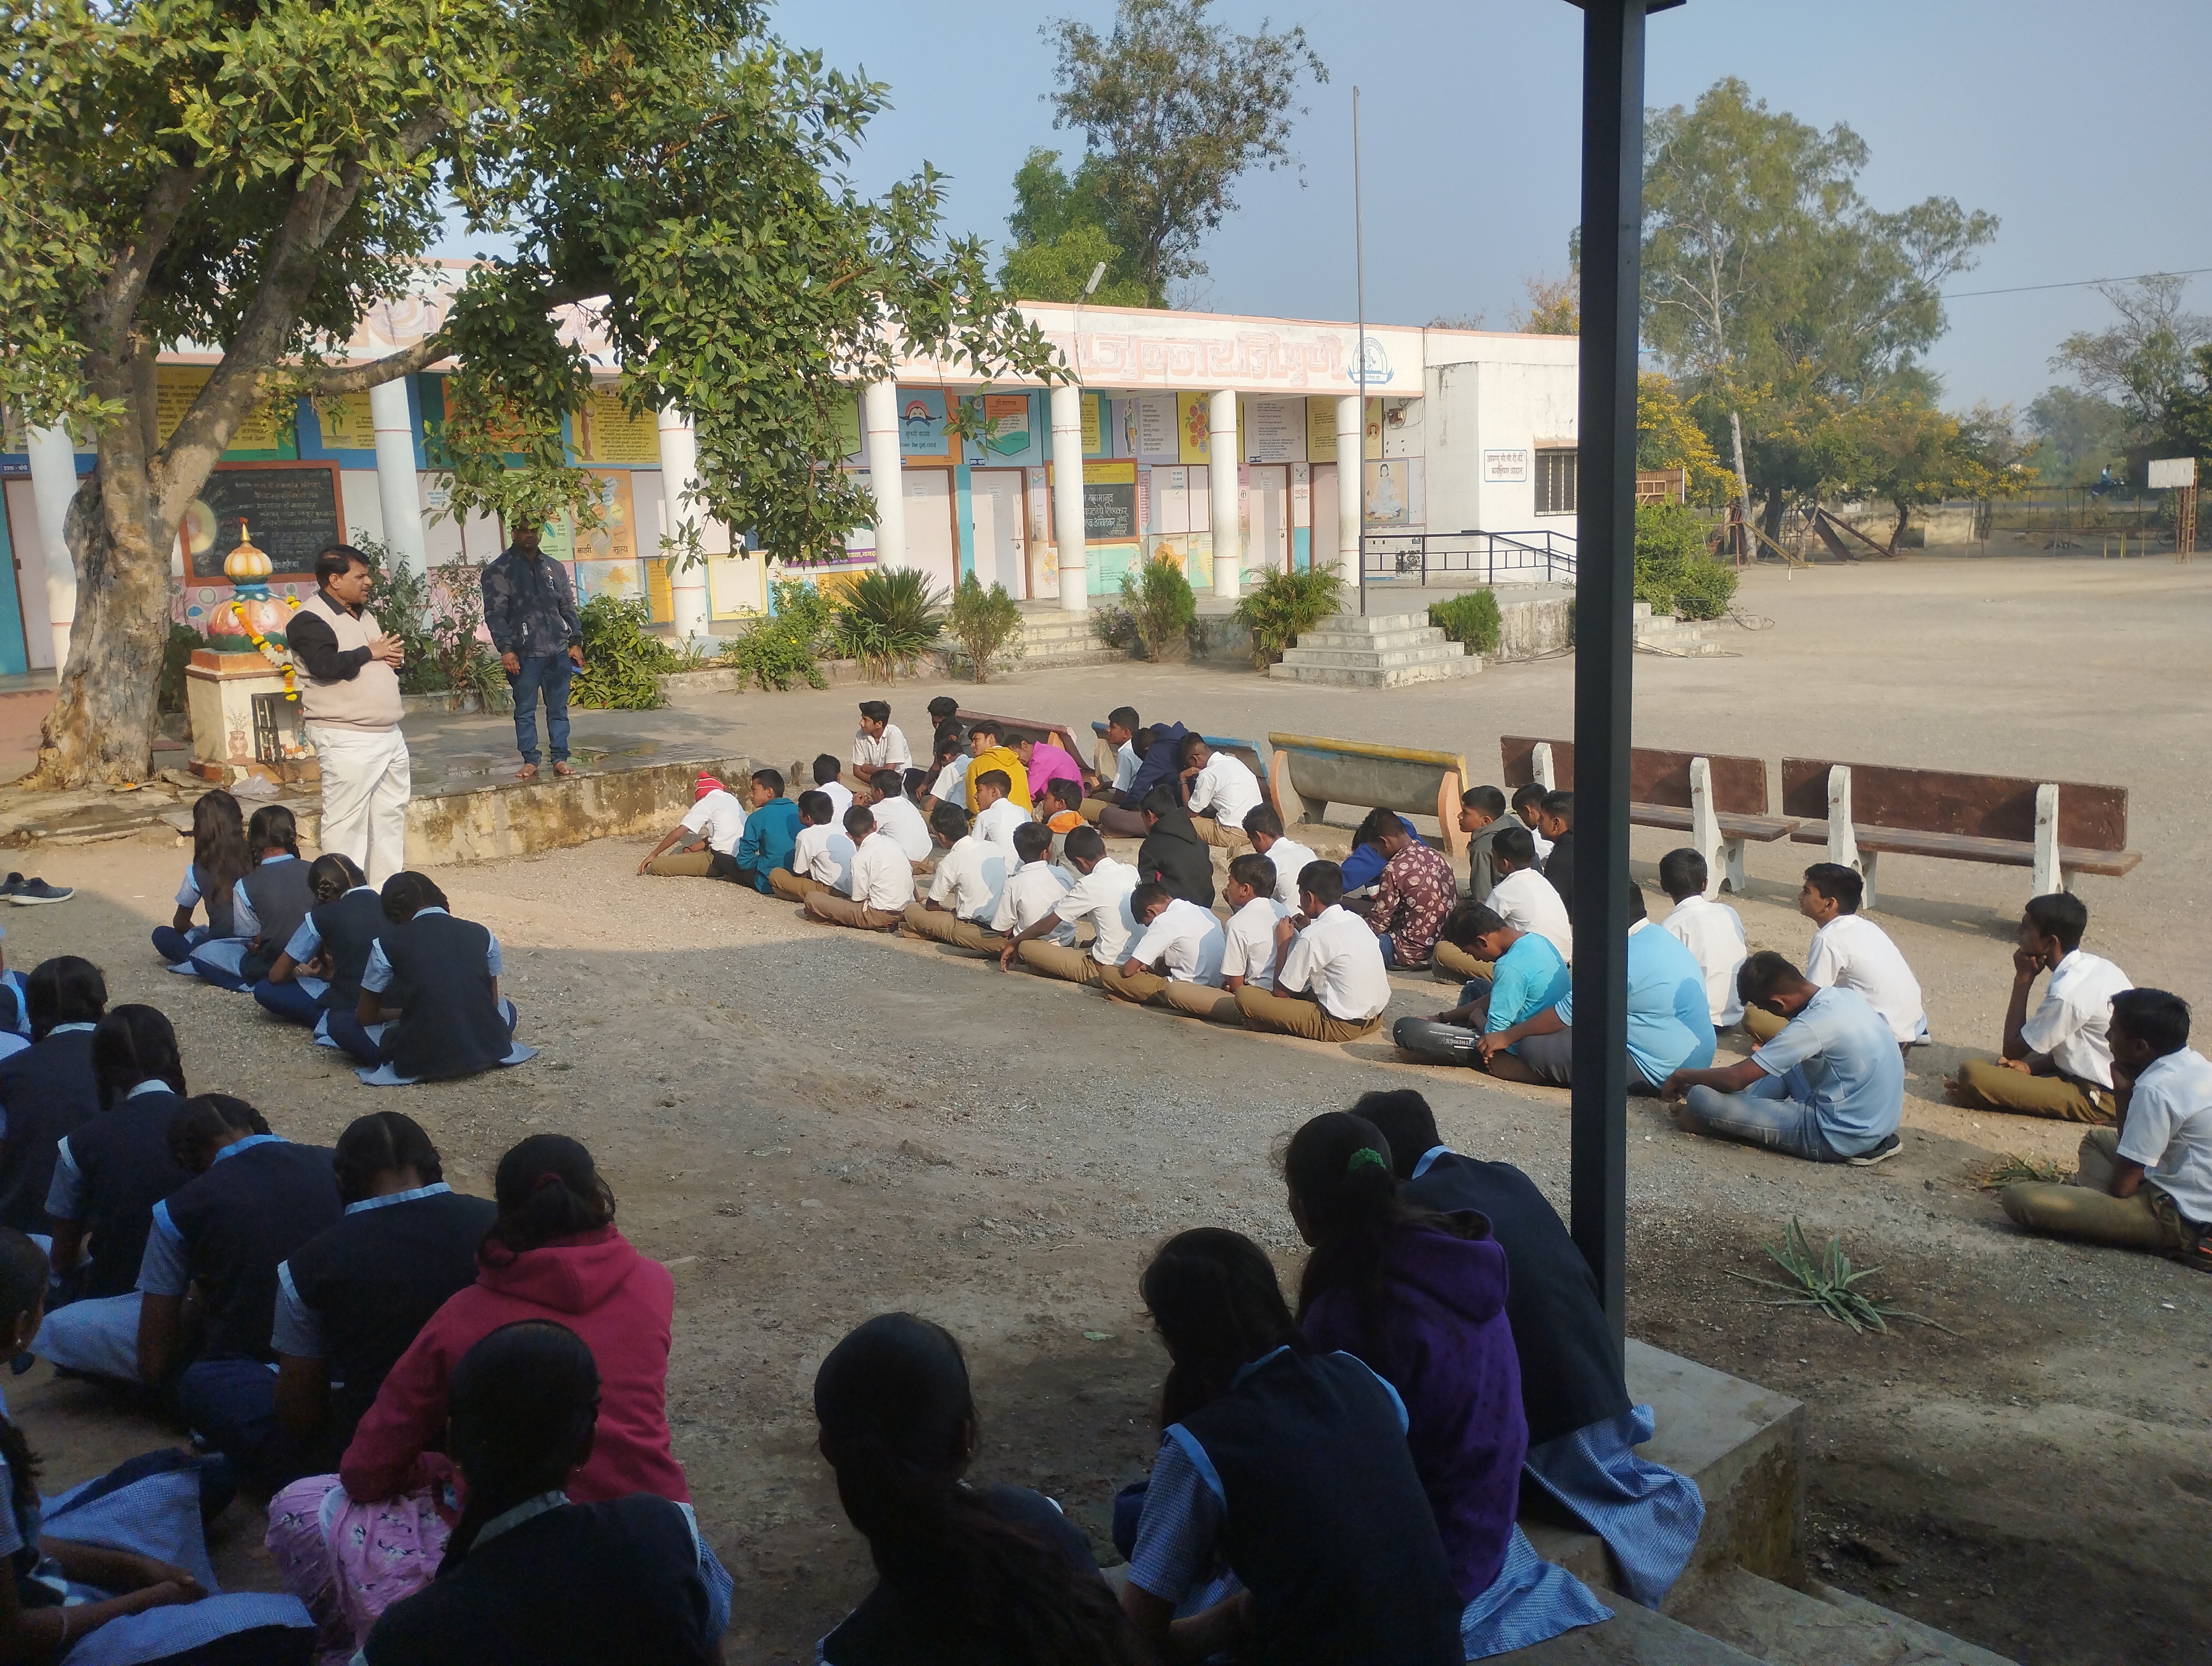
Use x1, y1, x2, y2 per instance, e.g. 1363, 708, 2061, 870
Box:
1568, 0, 1664, 1351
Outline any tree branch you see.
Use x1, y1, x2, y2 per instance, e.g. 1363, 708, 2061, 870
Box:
307, 335, 451, 393
79, 162, 205, 349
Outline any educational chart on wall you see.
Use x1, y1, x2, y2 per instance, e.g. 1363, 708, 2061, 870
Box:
1136, 394, 1180, 462
310, 392, 376, 452
1307, 398, 1339, 464
1080, 393, 1105, 458
1243, 398, 1306, 465
1082, 460, 1139, 541
573, 389, 661, 466
981, 394, 1033, 457
897, 389, 952, 460
157, 368, 287, 456
1176, 392, 1211, 464
182, 464, 344, 580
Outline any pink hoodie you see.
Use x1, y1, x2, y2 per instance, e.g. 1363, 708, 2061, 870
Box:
339, 1226, 689, 1505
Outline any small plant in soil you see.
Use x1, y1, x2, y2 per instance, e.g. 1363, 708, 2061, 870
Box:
1730, 1218, 1952, 1335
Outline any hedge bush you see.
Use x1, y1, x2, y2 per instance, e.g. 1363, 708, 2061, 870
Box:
1428, 589, 1502, 656
1633, 502, 1737, 619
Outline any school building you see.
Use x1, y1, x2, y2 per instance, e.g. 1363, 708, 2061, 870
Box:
0, 264, 1579, 671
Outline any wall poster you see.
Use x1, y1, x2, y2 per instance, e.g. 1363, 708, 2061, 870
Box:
1081, 459, 1138, 541
1135, 394, 1180, 462
1242, 397, 1306, 464
1175, 392, 1211, 464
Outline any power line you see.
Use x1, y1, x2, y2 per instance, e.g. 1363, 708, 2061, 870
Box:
1943, 266, 2212, 299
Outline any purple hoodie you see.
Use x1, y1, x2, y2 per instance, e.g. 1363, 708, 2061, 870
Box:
1301, 1218, 1527, 1600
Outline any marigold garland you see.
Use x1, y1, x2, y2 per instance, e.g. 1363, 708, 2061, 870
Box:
231, 593, 304, 700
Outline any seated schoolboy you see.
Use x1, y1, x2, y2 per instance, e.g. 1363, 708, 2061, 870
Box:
1656, 848, 1747, 1029
805, 806, 917, 932
637, 773, 758, 880
155, 787, 249, 969
273, 1112, 496, 1471
1134, 786, 1214, 908
1178, 735, 1263, 850
1235, 861, 1392, 1042
1538, 791, 1575, 909
1393, 905, 1570, 1072
1432, 900, 1500, 985
1339, 811, 1424, 894
1487, 825, 1573, 963
927, 694, 960, 732
852, 699, 912, 780
0, 956, 106, 1236
1103, 881, 1233, 1022
1285, 1113, 1611, 1654
1081, 704, 1143, 822
961, 721, 1031, 812
1218, 854, 1289, 1010
768, 791, 856, 904
1459, 785, 1512, 907
998, 826, 1138, 986
1512, 783, 1554, 863
902, 803, 1008, 952
1039, 777, 1088, 863
1094, 719, 1154, 840
811, 754, 855, 825
1013, 732, 1084, 810
252, 852, 371, 1028
187, 805, 316, 993
1663, 951, 1904, 1166
1744, 863, 1926, 1048
861, 769, 933, 867
920, 727, 970, 814
1242, 805, 1317, 911
330, 873, 534, 1087
988, 822, 1073, 947
1346, 810, 1459, 970
136, 1094, 343, 1488
1476, 889, 1713, 1090
728, 769, 801, 894
1946, 891, 2132, 1123
1358, 1090, 1705, 1608
1120, 1228, 1465, 1666
970, 769, 1029, 853
362, 1320, 730, 1666
2001, 989, 2212, 1258
815, 1313, 1128, 1666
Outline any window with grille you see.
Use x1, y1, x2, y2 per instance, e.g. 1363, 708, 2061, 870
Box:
1535, 449, 1578, 516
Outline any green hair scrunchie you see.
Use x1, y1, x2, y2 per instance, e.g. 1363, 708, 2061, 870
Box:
1347, 1147, 1388, 1176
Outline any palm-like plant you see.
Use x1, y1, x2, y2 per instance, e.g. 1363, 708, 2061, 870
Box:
833, 567, 948, 680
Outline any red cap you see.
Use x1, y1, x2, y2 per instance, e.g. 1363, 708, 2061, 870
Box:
696, 773, 728, 800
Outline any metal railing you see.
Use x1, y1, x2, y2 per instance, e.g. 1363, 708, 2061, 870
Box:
1358, 528, 1578, 586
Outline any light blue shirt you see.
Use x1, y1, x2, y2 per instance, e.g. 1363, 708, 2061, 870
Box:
272, 1182, 454, 1358
1753, 984, 1904, 1152
1484, 933, 1572, 1035
1556, 924, 1718, 1085
44, 1079, 174, 1224
138, 1135, 287, 1297
283, 885, 381, 964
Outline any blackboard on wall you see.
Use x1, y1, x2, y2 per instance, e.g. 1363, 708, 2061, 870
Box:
1082, 477, 1137, 541
188, 464, 344, 580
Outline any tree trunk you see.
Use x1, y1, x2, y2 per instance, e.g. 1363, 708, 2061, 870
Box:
1888, 498, 1911, 557
1759, 490, 1787, 554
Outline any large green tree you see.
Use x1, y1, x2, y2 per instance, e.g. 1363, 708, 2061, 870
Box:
2, 0, 1056, 788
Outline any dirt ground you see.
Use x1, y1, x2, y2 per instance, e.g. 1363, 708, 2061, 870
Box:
4, 553, 2208, 1665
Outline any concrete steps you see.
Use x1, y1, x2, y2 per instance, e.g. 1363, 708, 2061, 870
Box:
1270, 610, 1480, 689
1634, 601, 1725, 658
935, 606, 1128, 674
1669, 1570, 2017, 1666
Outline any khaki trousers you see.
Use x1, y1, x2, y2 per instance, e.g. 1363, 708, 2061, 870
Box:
1015, 941, 1104, 984
1079, 797, 1114, 824
899, 903, 1002, 952
1433, 941, 1495, 983
1951, 1056, 2117, 1124
647, 849, 715, 877
1234, 985, 1383, 1042
1099, 966, 1243, 1022
768, 868, 826, 903
1741, 1004, 1787, 1044
806, 893, 902, 930
1190, 816, 1250, 851
2001, 1129, 2196, 1254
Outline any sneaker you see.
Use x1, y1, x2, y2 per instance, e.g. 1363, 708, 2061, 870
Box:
0, 873, 21, 900
1846, 1134, 1902, 1167
8, 879, 72, 905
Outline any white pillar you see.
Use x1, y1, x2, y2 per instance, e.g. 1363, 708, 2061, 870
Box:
1208, 389, 1241, 599
656, 406, 710, 639
860, 380, 905, 571
1049, 383, 1087, 611
25, 424, 79, 670
1335, 395, 1363, 569
369, 377, 428, 575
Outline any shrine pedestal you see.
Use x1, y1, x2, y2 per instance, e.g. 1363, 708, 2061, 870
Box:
184, 650, 320, 785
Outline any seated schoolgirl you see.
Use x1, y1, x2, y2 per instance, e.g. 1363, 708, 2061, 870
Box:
1285, 1112, 1610, 1658
0, 957, 107, 1237
271, 1112, 496, 1473
151, 790, 248, 970
31, 1007, 191, 1382
361, 1321, 730, 1666
0, 1228, 318, 1664
1121, 1227, 1465, 1665
250, 853, 374, 1031
0, 936, 28, 1052
814, 1312, 1137, 1666
187, 805, 316, 993
267, 1135, 686, 1656
133, 1095, 343, 1489
324, 873, 533, 1086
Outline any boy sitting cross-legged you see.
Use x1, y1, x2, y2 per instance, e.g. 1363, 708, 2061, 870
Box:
1102, 880, 1234, 1023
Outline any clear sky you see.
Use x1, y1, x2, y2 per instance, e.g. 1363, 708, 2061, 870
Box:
766, 0, 2212, 413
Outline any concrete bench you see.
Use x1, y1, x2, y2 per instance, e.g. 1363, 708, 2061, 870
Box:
1088, 722, 1279, 821
1501, 736, 1799, 896
1779, 758, 2140, 908
1266, 733, 1471, 863
952, 708, 1090, 775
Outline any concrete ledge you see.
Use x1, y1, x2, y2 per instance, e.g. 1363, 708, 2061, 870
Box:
1490, 1599, 1765, 1663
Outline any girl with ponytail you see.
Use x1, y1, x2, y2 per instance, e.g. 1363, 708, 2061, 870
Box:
1285, 1112, 1610, 1656
361, 1322, 728, 1666
152, 790, 249, 967
814, 1313, 1140, 1666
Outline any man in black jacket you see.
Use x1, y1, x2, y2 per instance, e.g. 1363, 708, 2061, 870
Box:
480, 524, 586, 780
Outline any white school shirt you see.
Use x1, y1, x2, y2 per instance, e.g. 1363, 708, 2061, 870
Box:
2020, 947, 2133, 1088
1804, 913, 1927, 1046
847, 830, 917, 912
929, 754, 972, 803
1661, 894, 1748, 1026
1187, 753, 1262, 831
854, 723, 913, 773
1220, 895, 1290, 990
1278, 904, 1392, 1022
2117, 1047, 2212, 1224
1255, 837, 1319, 908
1129, 898, 1227, 984
1059, 856, 1141, 966
680, 789, 751, 856
1112, 740, 1139, 793
1491, 867, 1573, 963
927, 834, 1007, 922
992, 860, 1076, 944
818, 780, 855, 824
973, 796, 1029, 853
793, 824, 856, 893
869, 793, 933, 863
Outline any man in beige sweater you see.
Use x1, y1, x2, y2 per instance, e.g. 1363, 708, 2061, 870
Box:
290, 544, 410, 885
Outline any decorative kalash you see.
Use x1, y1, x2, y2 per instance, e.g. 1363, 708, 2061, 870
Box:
188, 519, 318, 784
